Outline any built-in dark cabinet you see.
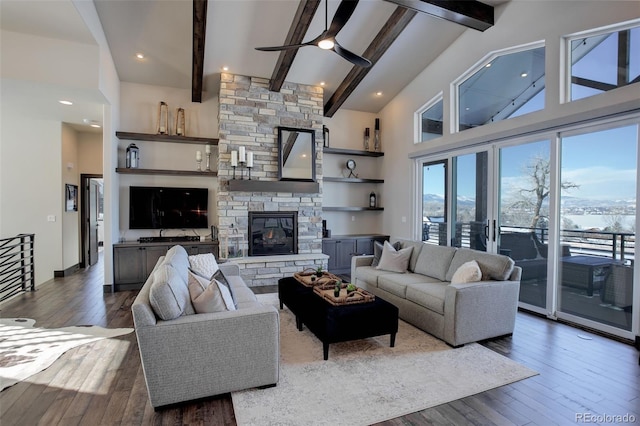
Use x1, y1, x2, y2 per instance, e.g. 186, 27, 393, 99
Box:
113, 241, 218, 291
322, 234, 388, 275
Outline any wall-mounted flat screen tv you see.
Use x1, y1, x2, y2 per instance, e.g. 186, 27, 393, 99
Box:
129, 186, 208, 229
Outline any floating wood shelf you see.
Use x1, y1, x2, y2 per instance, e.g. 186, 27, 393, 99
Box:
324, 177, 384, 183
323, 207, 384, 211
323, 147, 384, 157
228, 179, 320, 193
116, 168, 218, 177
116, 131, 219, 145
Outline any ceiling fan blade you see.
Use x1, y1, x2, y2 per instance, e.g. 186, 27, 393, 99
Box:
326, 0, 359, 38
255, 41, 313, 51
333, 42, 371, 68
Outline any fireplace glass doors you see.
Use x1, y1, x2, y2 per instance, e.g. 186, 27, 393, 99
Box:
248, 212, 297, 256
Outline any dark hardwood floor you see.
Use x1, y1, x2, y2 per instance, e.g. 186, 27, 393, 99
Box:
1, 253, 638, 425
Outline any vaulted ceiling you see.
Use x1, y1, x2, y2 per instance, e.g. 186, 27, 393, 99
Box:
94, 0, 502, 116
1, 0, 506, 131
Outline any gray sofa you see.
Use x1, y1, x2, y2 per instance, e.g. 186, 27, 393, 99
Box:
132, 245, 279, 409
351, 238, 521, 347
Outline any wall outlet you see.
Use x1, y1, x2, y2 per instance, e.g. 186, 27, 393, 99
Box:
47, 215, 56, 222
401, 216, 407, 223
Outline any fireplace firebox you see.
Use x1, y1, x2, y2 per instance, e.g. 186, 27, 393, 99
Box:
248, 211, 297, 256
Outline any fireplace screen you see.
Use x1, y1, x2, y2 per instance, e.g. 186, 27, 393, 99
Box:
248, 212, 297, 256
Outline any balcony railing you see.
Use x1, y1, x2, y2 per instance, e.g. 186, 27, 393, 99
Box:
422, 221, 635, 263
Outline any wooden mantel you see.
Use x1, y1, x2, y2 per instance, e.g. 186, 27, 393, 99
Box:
227, 180, 320, 194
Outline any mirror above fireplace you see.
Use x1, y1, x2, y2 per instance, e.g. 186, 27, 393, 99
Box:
277, 126, 316, 182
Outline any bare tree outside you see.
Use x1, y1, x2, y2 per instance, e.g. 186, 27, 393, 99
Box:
510, 154, 578, 230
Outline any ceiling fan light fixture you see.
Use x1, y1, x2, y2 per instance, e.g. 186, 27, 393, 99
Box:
318, 39, 335, 50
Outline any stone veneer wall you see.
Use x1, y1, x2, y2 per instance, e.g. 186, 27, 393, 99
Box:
217, 73, 326, 285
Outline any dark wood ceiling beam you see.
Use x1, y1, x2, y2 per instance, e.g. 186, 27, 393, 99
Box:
383, 0, 493, 31
269, 0, 321, 92
192, 0, 207, 103
324, 6, 417, 118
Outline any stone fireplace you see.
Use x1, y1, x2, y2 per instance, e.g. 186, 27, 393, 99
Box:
248, 211, 297, 256
215, 73, 328, 286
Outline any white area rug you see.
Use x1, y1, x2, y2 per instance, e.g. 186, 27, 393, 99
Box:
0, 318, 133, 391
232, 294, 537, 426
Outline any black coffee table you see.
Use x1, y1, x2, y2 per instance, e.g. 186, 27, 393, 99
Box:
278, 276, 399, 360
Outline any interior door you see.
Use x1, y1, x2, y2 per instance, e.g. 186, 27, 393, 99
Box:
88, 179, 99, 266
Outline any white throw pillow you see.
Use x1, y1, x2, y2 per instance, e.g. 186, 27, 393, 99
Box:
188, 253, 219, 279
188, 272, 228, 313
376, 240, 413, 273
450, 260, 482, 284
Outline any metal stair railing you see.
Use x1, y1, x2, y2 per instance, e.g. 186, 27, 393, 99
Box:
0, 233, 35, 302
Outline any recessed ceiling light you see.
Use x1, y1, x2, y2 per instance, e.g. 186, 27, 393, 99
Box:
90, 124, 102, 128
59, 100, 73, 105
222, 66, 229, 71
376, 91, 383, 96
520, 72, 528, 78
136, 53, 145, 59
320, 81, 325, 86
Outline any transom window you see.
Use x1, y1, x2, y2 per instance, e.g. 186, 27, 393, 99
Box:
456, 44, 546, 131
568, 23, 640, 101
416, 95, 443, 143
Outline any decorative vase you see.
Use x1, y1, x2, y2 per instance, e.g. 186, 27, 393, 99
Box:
374, 118, 381, 152
157, 101, 169, 134
364, 127, 370, 151
175, 107, 185, 136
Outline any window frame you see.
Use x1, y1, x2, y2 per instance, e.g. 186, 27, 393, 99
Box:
450, 40, 546, 135
414, 92, 444, 144
562, 19, 640, 104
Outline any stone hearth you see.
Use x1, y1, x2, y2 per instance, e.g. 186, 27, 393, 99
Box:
216, 73, 326, 285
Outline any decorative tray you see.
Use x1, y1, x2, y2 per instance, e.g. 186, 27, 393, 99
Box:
313, 282, 375, 306
293, 268, 342, 287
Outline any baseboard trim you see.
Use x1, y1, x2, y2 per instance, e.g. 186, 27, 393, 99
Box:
109, 283, 144, 292
54, 264, 80, 278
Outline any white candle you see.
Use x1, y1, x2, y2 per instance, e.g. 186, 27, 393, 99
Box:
231, 150, 238, 167
239, 146, 246, 163
205, 144, 211, 154
196, 150, 202, 161
247, 151, 254, 167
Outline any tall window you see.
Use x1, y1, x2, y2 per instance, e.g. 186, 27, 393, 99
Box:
456, 44, 545, 131
568, 24, 640, 102
416, 96, 443, 143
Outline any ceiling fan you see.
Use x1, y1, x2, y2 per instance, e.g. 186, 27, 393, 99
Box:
255, 0, 372, 68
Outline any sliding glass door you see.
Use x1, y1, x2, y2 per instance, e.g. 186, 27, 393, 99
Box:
557, 125, 637, 332
421, 160, 447, 245
497, 140, 552, 311
452, 152, 489, 251
416, 118, 638, 338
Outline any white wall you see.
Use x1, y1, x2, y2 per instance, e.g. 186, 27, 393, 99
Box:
0, 114, 63, 286
379, 1, 640, 240
61, 124, 80, 270
78, 132, 103, 174
118, 82, 219, 242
